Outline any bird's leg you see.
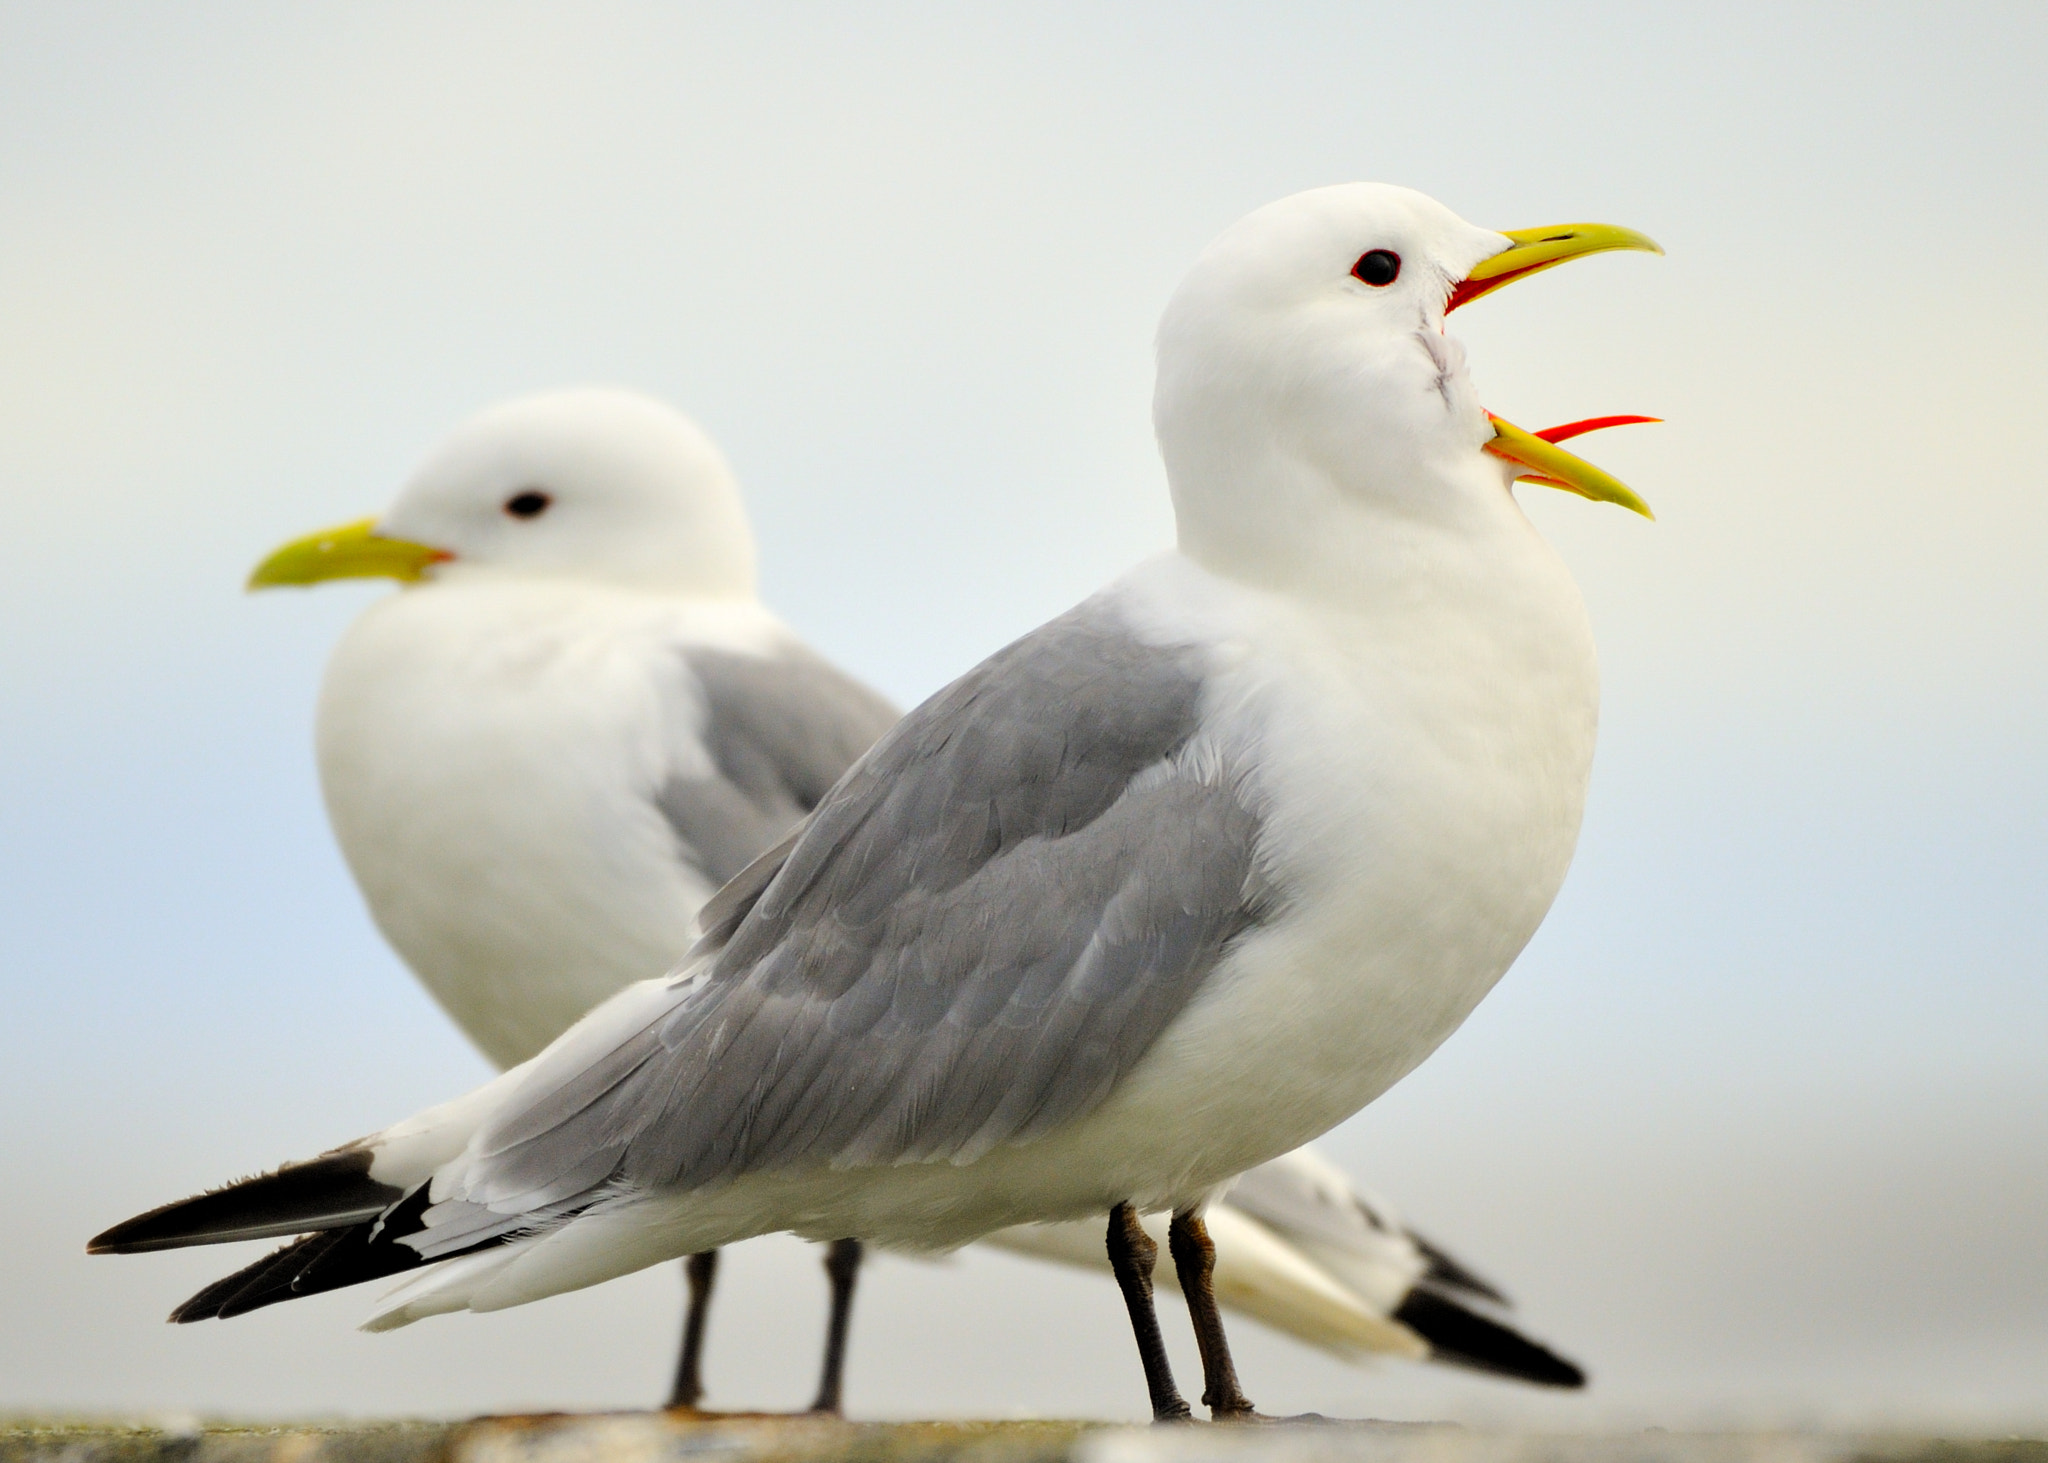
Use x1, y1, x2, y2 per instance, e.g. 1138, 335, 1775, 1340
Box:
666, 1250, 720, 1410
806, 1237, 864, 1415
1167, 1209, 1257, 1420
1106, 1203, 1194, 1423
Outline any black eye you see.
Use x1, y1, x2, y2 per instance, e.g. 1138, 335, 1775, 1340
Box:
504, 490, 551, 519
1352, 249, 1401, 287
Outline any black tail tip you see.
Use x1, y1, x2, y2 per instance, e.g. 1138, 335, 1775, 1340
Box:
1408, 1229, 1512, 1307
88, 1151, 398, 1256
1394, 1287, 1588, 1390
161, 1189, 436, 1325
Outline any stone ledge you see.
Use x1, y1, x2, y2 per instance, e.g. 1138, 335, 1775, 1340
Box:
3, 1417, 2042, 1463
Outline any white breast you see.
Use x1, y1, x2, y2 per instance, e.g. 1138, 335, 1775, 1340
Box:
1058, 533, 1598, 1201
316, 579, 787, 1068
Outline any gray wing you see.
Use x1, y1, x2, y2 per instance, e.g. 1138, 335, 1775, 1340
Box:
655, 643, 902, 887
467, 597, 1272, 1213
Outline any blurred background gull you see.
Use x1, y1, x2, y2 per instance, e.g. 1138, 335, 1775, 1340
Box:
2, 0, 2043, 1430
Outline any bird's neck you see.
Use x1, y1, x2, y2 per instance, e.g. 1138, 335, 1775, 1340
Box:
1168, 439, 1546, 621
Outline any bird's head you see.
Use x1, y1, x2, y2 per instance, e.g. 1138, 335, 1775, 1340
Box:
1154, 183, 1659, 577
247, 388, 759, 597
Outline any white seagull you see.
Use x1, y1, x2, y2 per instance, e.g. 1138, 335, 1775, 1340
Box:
229, 386, 1588, 1403
93, 183, 1657, 1421
242, 387, 897, 1411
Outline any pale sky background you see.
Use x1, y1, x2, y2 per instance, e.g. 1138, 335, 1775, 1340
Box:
2, 0, 2044, 1432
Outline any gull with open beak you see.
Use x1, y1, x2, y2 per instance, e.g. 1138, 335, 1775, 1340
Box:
92, 183, 1658, 1420
225, 387, 1591, 1407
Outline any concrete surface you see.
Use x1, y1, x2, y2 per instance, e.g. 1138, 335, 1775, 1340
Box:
3, 1416, 2044, 1463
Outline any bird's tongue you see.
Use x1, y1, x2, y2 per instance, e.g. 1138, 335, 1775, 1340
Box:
1530, 415, 1660, 445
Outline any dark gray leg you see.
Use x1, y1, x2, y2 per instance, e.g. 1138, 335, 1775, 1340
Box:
806, 1238, 863, 1415
1106, 1204, 1193, 1422
665, 1250, 719, 1409
1167, 1210, 1257, 1420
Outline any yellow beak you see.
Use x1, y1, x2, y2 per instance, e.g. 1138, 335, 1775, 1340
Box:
1483, 414, 1655, 519
246, 518, 450, 590
1448, 223, 1663, 313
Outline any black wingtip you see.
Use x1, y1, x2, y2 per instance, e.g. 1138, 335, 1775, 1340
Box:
165, 1187, 444, 1323
1393, 1287, 1588, 1389
91, 1150, 399, 1255
167, 1233, 341, 1322
1407, 1230, 1512, 1307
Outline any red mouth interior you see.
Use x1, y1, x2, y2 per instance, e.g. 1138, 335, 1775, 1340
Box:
1532, 415, 1661, 444
1445, 268, 1543, 314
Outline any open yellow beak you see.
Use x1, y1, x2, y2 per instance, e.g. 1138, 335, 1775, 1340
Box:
1448, 223, 1663, 313
247, 518, 450, 590
1441, 217, 1664, 517
1484, 414, 1656, 519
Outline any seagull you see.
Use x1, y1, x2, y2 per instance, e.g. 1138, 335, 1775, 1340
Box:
239, 385, 1589, 1403
243, 387, 901, 1412
92, 183, 1657, 1421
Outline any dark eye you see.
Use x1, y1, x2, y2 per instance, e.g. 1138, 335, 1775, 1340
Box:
504, 490, 551, 519
1351, 249, 1401, 287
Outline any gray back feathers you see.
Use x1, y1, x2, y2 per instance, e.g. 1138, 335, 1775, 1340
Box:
656, 645, 900, 886
464, 599, 1271, 1214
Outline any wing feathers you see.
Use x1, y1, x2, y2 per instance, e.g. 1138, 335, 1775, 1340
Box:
89, 1150, 397, 1254
168, 1233, 337, 1322
456, 602, 1256, 1219
100, 599, 1271, 1323
1392, 1288, 1586, 1388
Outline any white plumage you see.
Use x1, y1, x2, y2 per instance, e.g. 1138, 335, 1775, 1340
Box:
310, 390, 894, 1068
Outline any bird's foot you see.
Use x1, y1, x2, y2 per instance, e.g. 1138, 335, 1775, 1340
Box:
1199, 1389, 1264, 1424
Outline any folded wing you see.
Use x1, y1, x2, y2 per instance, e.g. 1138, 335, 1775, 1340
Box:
462, 597, 1271, 1215
655, 642, 900, 887
93, 596, 1279, 1320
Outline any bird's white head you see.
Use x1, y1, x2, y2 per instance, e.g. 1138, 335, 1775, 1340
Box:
249, 387, 759, 598
1154, 183, 1659, 592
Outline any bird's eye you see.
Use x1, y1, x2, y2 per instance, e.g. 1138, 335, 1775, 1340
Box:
1351, 250, 1401, 287
504, 490, 551, 519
